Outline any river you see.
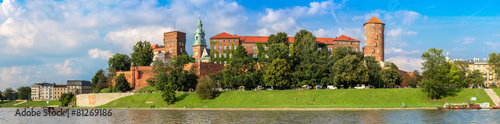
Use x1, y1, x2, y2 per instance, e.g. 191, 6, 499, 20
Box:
1, 108, 499, 123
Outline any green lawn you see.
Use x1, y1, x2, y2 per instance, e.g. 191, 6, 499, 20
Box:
137, 86, 159, 92
0, 100, 61, 107
0, 101, 22, 106
99, 89, 493, 108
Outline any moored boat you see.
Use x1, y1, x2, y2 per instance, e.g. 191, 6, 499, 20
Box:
437, 102, 481, 110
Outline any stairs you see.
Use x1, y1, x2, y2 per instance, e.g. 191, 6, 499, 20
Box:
484, 89, 500, 106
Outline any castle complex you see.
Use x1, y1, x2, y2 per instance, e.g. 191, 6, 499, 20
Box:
118, 16, 387, 90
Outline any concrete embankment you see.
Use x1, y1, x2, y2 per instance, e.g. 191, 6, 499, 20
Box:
76, 93, 134, 107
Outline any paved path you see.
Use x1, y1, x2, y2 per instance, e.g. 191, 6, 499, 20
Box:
484, 89, 500, 106
13, 100, 27, 106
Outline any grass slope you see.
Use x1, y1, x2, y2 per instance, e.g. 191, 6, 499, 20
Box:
99, 89, 493, 108
0, 100, 61, 107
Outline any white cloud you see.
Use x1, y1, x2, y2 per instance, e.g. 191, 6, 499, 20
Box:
399, 10, 421, 25
313, 29, 331, 37
485, 42, 500, 49
0, 66, 31, 89
386, 56, 424, 72
50, 59, 80, 76
387, 28, 418, 37
337, 28, 364, 41
105, 26, 174, 52
462, 37, 475, 44
257, 0, 341, 35
385, 48, 420, 54
88, 48, 113, 60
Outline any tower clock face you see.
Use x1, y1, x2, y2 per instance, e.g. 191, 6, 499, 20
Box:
194, 50, 198, 56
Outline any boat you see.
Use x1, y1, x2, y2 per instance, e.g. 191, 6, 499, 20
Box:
492, 106, 500, 109
46, 106, 68, 113
436, 102, 481, 110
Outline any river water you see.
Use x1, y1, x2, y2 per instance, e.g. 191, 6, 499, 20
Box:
1, 108, 499, 123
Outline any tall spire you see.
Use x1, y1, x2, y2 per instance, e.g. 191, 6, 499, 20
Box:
193, 16, 206, 46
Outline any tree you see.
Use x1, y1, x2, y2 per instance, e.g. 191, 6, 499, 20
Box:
108, 53, 131, 71
380, 69, 402, 88
265, 43, 289, 62
332, 54, 369, 88
196, 76, 217, 100
91, 69, 108, 93
384, 61, 399, 70
114, 73, 132, 92
0, 90, 2, 101
59, 92, 75, 106
154, 53, 197, 91
364, 56, 383, 88
412, 70, 422, 86
130, 41, 153, 66
331, 46, 363, 64
218, 45, 263, 89
17, 86, 31, 100
449, 64, 466, 88
162, 84, 176, 105
421, 47, 452, 100
292, 30, 330, 87
488, 52, 500, 80
4, 88, 15, 100
267, 32, 288, 45
264, 58, 291, 88
465, 70, 484, 87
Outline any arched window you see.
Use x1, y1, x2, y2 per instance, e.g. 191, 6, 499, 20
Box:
196, 36, 198, 41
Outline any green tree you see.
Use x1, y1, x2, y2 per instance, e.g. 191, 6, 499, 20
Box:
267, 32, 288, 45
154, 53, 197, 91
421, 47, 452, 100
130, 41, 153, 66
114, 73, 132, 92
196, 76, 217, 100
380, 69, 402, 88
162, 84, 176, 105
364, 56, 383, 88
449, 64, 466, 88
292, 30, 330, 87
465, 70, 484, 87
108, 53, 131, 71
0, 90, 2, 101
59, 92, 75, 106
332, 54, 369, 88
4, 88, 14, 100
488, 52, 500, 80
384, 61, 399, 70
17, 86, 31, 100
91, 69, 108, 93
331, 46, 363, 64
218, 45, 263, 89
265, 43, 290, 62
264, 58, 291, 88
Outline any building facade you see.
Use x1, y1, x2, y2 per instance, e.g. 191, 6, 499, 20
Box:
39, 83, 55, 100
362, 16, 385, 62
164, 31, 187, 59
30, 84, 41, 100
53, 85, 68, 100
209, 33, 361, 64
467, 58, 498, 87
67, 80, 92, 94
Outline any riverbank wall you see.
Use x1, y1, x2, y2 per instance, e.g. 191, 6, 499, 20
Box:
76, 93, 134, 107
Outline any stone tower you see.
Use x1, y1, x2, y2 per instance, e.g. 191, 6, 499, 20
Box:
363, 16, 385, 61
192, 16, 207, 60
164, 31, 186, 59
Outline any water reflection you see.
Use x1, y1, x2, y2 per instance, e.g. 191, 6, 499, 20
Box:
1, 108, 500, 123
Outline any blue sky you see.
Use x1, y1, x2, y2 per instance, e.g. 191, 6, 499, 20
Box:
0, 0, 499, 90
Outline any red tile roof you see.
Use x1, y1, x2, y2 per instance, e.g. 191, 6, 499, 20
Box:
151, 44, 159, 48
210, 32, 359, 44
211, 32, 239, 38
365, 16, 384, 24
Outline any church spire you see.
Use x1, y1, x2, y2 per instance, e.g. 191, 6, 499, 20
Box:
194, 16, 206, 46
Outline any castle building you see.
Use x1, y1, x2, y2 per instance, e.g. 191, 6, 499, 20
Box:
209, 33, 360, 64
193, 17, 211, 62
362, 16, 385, 62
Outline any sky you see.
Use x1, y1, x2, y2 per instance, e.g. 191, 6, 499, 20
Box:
0, 0, 499, 90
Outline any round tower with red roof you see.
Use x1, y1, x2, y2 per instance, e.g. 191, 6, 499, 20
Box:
363, 16, 385, 61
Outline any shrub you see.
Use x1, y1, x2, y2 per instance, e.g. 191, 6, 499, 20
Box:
162, 84, 176, 105
115, 73, 132, 92
196, 76, 217, 100
59, 92, 75, 106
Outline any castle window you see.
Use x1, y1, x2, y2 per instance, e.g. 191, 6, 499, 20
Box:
224, 54, 226, 58
379, 57, 381, 59
244, 46, 246, 49
377, 50, 379, 53
224, 40, 226, 42
379, 30, 381, 33
317, 47, 321, 50
169, 48, 172, 53
253, 54, 257, 58
264, 46, 268, 50
219, 45, 221, 50
234, 46, 237, 49
372, 30, 374, 33
219, 54, 221, 58
180, 48, 183, 52
229, 40, 232, 42
375, 35, 379, 40
328, 47, 332, 52
229, 53, 232, 58
196, 36, 198, 41
253, 46, 257, 50
224, 45, 226, 50
355, 48, 358, 51
375, 42, 378, 47
224, 61, 226, 64
372, 23, 374, 26
219, 40, 221, 42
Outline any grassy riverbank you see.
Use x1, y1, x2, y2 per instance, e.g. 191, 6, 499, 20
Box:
0, 100, 61, 108
98, 89, 493, 108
